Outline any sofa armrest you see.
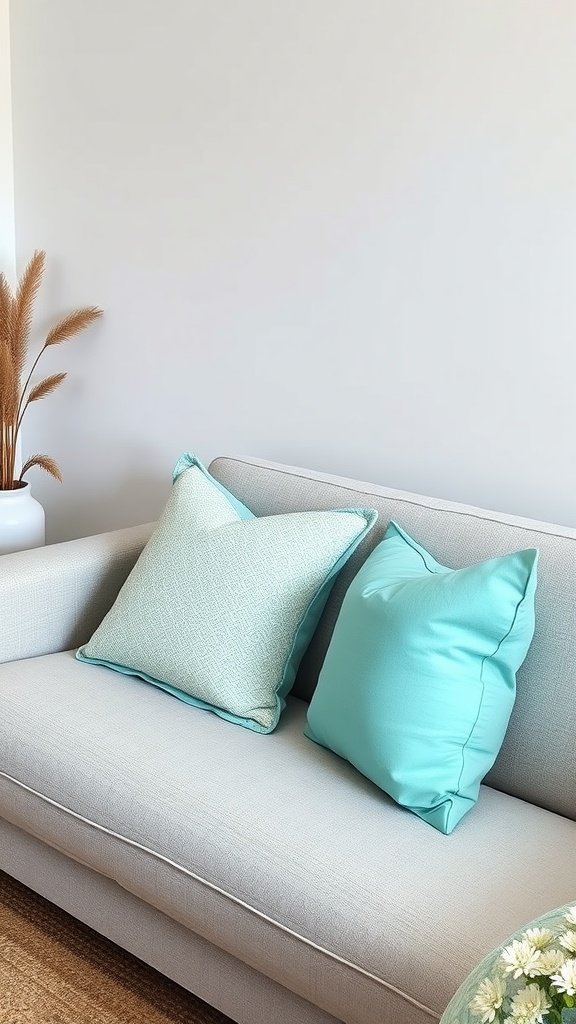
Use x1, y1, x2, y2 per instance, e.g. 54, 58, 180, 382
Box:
0, 523, 155, 663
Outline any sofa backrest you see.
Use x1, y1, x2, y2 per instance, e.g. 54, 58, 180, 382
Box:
209, 454, 576, 821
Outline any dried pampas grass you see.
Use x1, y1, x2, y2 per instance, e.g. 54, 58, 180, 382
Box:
0, 251, 103, 489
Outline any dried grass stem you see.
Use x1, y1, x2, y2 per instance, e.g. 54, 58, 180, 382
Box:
0, 251, 103, 488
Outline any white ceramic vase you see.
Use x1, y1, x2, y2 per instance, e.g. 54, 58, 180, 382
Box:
0, 482, 46, 555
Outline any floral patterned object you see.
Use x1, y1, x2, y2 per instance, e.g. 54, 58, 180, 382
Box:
440, 902, 576, 1024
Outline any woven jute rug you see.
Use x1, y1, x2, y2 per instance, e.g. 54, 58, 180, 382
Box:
0, 869, 233, 1023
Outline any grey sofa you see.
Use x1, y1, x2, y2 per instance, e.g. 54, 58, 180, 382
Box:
1, 454, 575, 1024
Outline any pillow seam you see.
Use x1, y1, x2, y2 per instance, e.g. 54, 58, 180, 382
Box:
454, 555, 537, 815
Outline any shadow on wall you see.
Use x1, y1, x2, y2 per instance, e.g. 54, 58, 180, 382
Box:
45, 467, 169, 544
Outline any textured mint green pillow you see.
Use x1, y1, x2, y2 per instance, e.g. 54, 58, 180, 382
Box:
305, 521, 538, 833
77, 453, 377, 733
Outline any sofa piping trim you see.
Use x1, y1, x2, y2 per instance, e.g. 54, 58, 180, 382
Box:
0, 769, 439, 1020
210, 456, 576, 541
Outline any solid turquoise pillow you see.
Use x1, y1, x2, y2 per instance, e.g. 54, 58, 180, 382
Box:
304, 521, 538, 833
77, 453, 377, 733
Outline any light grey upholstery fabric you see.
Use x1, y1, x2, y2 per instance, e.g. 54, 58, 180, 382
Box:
0, 819, 340, 1024
1, 651, 576, 1024
3, 454, 575, 1024
0, 523, 154, 663
209, 457, 576, 820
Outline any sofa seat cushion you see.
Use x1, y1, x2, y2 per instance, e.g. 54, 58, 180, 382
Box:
1, 651, 575, 1024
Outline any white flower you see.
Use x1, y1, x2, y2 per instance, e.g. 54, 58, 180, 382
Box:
559, 930, 576, 954
468, 976, 507, 1023
532, 948, 565, 976
501, 939, 542, 979
502, 983, 551, 1023
521, 927, 553, 950
564, 906, 576, 928
551, 957, 576, 995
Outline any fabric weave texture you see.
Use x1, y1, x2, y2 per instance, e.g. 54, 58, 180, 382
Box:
77, 454, 376, 732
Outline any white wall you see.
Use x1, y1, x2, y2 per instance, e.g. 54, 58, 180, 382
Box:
8, 0, 576, 540
0, 0, 15, 278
